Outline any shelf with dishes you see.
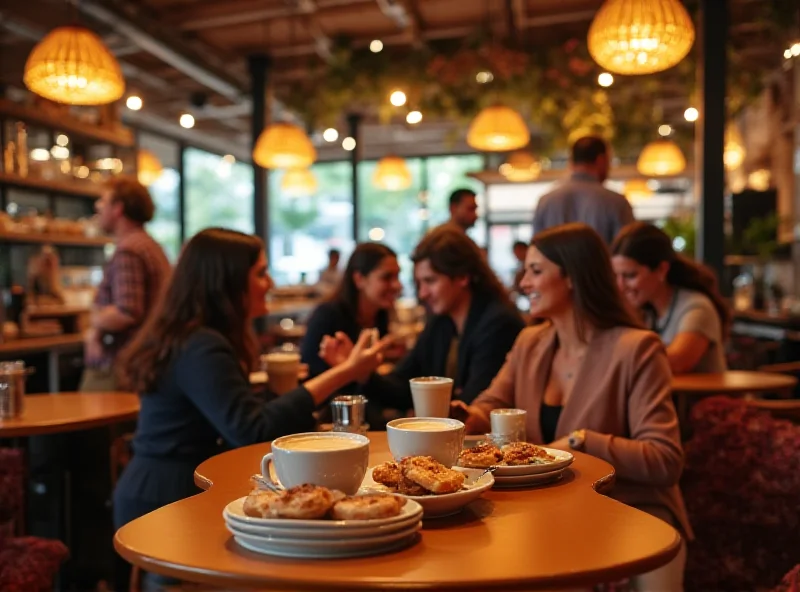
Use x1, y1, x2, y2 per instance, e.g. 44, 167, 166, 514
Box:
0, 171, 104, 199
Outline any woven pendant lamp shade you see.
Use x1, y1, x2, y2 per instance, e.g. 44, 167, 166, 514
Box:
624, 178, 653, 200
499, 150, 542, 182
281, 168, 318, 196
137, 150, 163, 186
467, 106, 530, 152
24, 26, 125, 105
588, 0, 695, 75
253, 123, 316, 169
373, 156, 412, 191
636, 140, 686, 176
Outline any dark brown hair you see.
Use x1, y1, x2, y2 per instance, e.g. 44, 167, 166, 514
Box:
611, 221, 731, 335
120, 228, 262, 393
412, 226, 512, 307
330, 242, 397, 320
104, 176, 155, 224
532, 223, 641, 341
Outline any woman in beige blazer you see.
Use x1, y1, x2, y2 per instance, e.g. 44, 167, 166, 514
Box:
454, 223, 690, 591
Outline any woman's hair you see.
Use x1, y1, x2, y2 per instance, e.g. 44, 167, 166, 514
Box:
611, 221, 730, 335
330, 242, 397, 319
412, 226, 512, 307
120, 228, 263, 393
532, 223, 642, 340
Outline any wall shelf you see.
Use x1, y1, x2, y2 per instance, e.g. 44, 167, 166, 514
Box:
0, 230, 111, 248
0, 171, 103, 199
0, 99, 134, 148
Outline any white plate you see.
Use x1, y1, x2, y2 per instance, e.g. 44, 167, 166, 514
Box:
224, 495, 422, 529
225, 510, 421, 539
458, 446, 573, 477
360, 466, 494, 518
493, 468, 567, 488
227, 521, 420, 548
233, 531, 419, 559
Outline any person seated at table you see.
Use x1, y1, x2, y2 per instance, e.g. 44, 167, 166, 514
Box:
611, 221, 729, 374
301, 242, 404, 426
112, 228, 387, 586
452, 223, 691, 591
320, 226, 525, 408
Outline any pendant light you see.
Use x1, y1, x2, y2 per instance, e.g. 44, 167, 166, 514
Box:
24, 26, 125, 105
636, 140, 686, 176
588, 0, 695, 76
281, 168, 318, 196
137, 150, 163, 186
499, 150, 542, 182
253, 122, 317, 169
723, 123, 746, 171
467, 105, 530, 152
373, 156, 412, 191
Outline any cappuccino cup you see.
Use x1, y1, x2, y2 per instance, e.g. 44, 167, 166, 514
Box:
263, 351, 301, 395
260, 432, 369, 495
409, 376, 453, 418
386, 417, 465, 466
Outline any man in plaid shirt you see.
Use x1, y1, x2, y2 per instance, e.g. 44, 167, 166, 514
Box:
80, 177, 171, 392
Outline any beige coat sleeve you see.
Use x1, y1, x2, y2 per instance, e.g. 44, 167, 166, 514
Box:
584, 334, 684, 487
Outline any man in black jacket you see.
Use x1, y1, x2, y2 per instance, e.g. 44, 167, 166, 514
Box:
321, 226, 525, 409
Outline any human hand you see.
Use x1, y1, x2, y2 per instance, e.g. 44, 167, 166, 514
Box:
318, 331, 355, 367
83, 328, 103, 360
449, 400, 490, 434
344, 329, 392, 383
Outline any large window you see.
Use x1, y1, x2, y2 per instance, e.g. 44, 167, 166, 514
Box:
424, 154, 484, 230
184, 148, 254, 239
268, 161, 355, 285
140, 132, 181, 261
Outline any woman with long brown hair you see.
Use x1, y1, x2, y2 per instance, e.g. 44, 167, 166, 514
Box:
611, 221, 729, 374
454, 223, 689, 590
112, 228, 387, 585
320, 226, 525, 407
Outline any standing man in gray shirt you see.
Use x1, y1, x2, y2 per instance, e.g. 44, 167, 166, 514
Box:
533, 136, 634, 245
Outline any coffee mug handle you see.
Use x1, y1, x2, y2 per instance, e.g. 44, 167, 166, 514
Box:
260, 453, 281, 488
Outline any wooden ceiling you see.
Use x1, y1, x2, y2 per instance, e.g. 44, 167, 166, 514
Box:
0, 0, 791, 161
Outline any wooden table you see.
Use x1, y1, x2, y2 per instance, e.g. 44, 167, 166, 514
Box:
671, 370, 797, 429
0, 334, 84, 392
115, 434, 682, 591
0, 392, 139, 438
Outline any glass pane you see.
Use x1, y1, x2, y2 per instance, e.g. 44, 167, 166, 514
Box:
424, 154, 484, 243
357, 158, 424, 295
139, 132, 181, 261
184, 148, 254, 239
268, 161, 355, 286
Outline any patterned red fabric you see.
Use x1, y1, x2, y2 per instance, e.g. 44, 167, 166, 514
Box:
682, 396, 800, 591
770, 564, 800, 592
0, 449, 24, 526
0, 536, 69, 592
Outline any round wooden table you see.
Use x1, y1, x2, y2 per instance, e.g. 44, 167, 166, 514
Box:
671, 371, 797, 432
114, 434, 682, 591
0, 392, 140, 438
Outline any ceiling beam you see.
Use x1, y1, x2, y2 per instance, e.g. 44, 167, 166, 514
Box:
510, 0, 526, 36
375, 0, 423, 46
287, 0, 333, 62
76, 0, 248, 102
524, 10, 596, 28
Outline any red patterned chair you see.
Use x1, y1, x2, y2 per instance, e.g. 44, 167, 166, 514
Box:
0, 448, 69, 591
682, 397, 800, 591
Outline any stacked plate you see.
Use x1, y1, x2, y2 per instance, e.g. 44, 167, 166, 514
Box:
223, 495, 423, 559
491, 448, 574, 488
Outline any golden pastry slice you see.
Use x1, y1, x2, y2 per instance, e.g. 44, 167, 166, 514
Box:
372, 461, 404, 489
242, 488, 283, 518
400, 456, 465, 495
330, 493, 407, 520
501, 442, 556, 465
458, 443, 504, 468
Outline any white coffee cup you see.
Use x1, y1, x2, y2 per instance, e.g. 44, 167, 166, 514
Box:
490, 408, 527, 442
260, 432, 369, 495
409, 376, 453, 418
263, 351, 301, 395
386, 417, 465, 467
